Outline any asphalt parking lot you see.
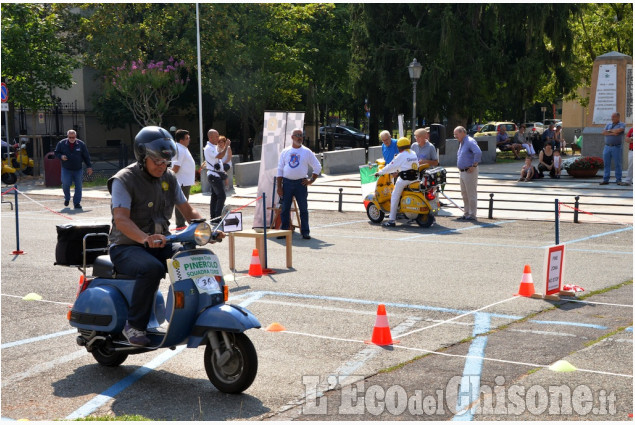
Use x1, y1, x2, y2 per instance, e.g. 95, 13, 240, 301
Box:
1, 193, 632, 421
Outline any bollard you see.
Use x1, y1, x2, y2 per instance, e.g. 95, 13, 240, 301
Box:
573, 196, 580, 224
488, 193, 494, 219
12, 185, 24, 255
555, 198, 559, 245
338, 188, 343, 212
262, 192, 268, 269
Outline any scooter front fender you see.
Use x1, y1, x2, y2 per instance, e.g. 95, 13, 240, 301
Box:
187, 304, 261, 348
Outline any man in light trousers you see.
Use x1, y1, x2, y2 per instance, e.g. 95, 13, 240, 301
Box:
454, 126, 482, 221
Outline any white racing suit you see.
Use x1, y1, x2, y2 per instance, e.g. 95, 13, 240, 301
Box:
378, 149, 419, 222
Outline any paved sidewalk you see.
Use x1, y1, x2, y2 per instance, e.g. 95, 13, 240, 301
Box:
5, 160, 632, 224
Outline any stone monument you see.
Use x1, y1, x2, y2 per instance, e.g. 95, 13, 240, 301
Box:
582, 52, 632, 172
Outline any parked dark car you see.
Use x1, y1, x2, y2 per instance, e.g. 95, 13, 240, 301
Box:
319, 125, 369, 149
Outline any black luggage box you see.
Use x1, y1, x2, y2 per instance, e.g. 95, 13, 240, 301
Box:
55, 223, 110, 266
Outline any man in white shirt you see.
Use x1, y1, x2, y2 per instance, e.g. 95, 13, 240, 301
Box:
203, 129, 231, 223
375, 137, 419, 227
170, 129, 196, 228
276, 128, 322, 239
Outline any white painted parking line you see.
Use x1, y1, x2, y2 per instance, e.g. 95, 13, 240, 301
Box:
1, 329, 76, 350
1, 349, 87, 388
64, 296, 260, 419
276, 316, 422, 418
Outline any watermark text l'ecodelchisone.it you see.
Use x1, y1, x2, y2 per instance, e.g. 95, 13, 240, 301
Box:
301, 375, 617, 417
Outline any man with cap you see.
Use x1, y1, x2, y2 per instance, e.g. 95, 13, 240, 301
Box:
375, 137, 419, 227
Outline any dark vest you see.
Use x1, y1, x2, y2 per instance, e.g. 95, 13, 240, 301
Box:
107, 163, 179, 246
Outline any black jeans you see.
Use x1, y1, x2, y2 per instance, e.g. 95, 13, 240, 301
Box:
538, 163, 555, 178
208, 174, 226, 220
109, 243, 179, 330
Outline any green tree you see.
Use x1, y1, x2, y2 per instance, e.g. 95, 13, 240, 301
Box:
105, 58, 190, 127
350, 4, 580, 130
1, 4, 78, 113
77, 3, 197, 128
567, 3, 633, 104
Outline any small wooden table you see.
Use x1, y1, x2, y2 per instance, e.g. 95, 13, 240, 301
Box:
227, 229, 293, 270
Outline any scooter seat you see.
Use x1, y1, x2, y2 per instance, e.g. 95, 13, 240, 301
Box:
92, 255, 136, 280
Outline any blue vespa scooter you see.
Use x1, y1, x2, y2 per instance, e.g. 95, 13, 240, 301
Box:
66, 219, 260, 394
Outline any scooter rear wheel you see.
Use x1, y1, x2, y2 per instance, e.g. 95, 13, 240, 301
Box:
92, 344, 129, 367
416, 213, 435, 228
366, 203, 384, 223
204, 332, 258, 394
1, 172, 17, 185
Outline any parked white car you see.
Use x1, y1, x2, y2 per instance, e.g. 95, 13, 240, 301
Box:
523, 122, 545, 135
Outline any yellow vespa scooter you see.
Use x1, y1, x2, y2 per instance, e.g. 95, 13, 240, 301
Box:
364, 160, 446, 228
1, 144, 18, 185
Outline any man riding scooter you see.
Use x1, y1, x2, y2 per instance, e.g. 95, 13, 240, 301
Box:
108, 126, 224, 347
375, 137, 419, 227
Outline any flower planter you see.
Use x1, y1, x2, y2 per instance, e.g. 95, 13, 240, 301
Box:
566, 168, 599, 178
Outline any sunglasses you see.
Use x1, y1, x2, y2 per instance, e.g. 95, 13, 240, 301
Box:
148, 156, 170, 166
292, 133, 303, 137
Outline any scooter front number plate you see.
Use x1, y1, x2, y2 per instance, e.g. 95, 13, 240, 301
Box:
167, 252, 223, 295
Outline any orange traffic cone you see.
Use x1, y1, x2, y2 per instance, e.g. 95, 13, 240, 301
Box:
248, 249, 263, 277
365, 304, 400, 346
515, 265, 542, 298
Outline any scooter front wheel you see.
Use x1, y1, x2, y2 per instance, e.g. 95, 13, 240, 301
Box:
1, 172, 17, 185
204, 332, 258, 394
366, 203, 384, 223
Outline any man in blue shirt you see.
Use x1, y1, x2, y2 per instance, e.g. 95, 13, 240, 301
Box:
380, 130, 398, 164
54, 129, 93, 209
454, 126, 482, 221
600, 112, 627, 185
543, 124, 556, 149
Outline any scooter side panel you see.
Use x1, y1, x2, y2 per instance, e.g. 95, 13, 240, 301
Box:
186, 304, 262, 348
159, 278, 199, 347
69, 285, 127, 332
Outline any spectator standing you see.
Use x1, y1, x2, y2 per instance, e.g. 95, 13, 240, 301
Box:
496, 126, 522, 159
411, 127, 439, 167
380, 130, 398, 164
203, 129, 231, 222
554, 125, 566, 154
454, 126, 482, 221
537, 143, 556, 178
624, 127, 633, 185
600, 112, 627, 185
217, 136, 233, 191
276, 128, 322, 240
514, 125, 536, 158
170, 129, 196, 228
54, 129, 93, 209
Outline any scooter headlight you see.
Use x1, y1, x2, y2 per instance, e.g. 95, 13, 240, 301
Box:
193, 222, 212, 245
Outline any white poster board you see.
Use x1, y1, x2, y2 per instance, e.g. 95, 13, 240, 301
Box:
543, 244, 565, 296
592, 64, 617, 124
253, 111, 305, 229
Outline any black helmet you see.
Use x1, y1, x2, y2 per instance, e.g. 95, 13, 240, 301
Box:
134, 126, 176, 164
